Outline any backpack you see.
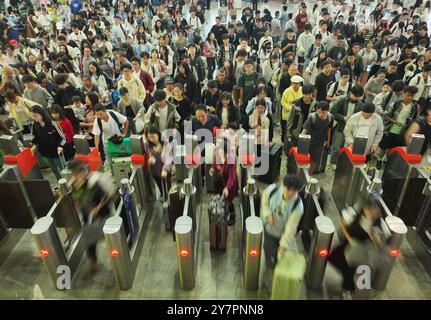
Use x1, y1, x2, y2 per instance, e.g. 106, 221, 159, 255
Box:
111, 89, 120, 107
311, 112, 333, 125
326, 81, 352, 97
268, 186, 301, 218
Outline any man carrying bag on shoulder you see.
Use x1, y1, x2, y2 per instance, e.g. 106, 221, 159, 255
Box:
92, 103, 129, 164
261, 174, 304, 268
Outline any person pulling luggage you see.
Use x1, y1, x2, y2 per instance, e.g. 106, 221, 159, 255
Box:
261, 174, 304, 268
209, 138, 238, 225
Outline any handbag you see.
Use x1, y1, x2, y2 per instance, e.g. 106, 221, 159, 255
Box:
108, 135, 123, 145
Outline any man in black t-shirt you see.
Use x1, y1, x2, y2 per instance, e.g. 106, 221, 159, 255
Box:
210, 16, 228, 46
385, 61, 402, 85
314, 60, 335, 102
281, 28, 296, 58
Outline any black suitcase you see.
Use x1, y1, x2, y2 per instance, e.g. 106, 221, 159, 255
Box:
258, 143, 283, 184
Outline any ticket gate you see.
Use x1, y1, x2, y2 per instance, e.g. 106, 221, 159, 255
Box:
380, 134, 429, 226
102, 135, 156, 290
379, 134, 431, 257
31, 178, 89, 285
0, 134, 43, 180
241, 166, 263, 291
0, 136, 55, 266
287, 136, 335, 291
174, 164, 201, 290
331, 135, 408, 290
61, 135, 103, 179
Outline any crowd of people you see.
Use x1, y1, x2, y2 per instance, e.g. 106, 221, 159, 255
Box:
0, 0, 430, 298
0, 0, 430, 177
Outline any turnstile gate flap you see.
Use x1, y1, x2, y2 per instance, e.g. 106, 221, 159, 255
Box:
24, 180, 56, 217
382, 177, 426, 226
0, 179, 54, 228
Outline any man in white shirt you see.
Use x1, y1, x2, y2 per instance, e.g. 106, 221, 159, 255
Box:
344, 103, 384, 159
37, 8, 51, 32
92, 103, 129, 161
112, 16, 127, 47
68, 24, 87, 47
380, 39, 401, 68
189, 10, 201, 34
297, 23, 314, 65
326, 68, 352, 106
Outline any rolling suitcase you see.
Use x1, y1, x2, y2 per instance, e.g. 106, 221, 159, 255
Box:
208, 194, 228, 251
258, 143, 282, 184
271, 251, 306, 300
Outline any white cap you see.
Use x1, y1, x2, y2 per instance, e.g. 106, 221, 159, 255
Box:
291, 75, 304, 83
407, 25, 414, 31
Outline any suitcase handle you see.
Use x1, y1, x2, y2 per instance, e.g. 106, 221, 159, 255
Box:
161, 176, 169, 201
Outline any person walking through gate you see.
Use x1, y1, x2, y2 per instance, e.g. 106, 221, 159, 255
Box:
261, 175, 304, 268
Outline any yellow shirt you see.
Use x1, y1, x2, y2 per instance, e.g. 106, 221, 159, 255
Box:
281, 86, 303, 120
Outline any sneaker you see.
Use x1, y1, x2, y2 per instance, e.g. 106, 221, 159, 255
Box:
331, 164, 337, 171
342, 290, 352, 300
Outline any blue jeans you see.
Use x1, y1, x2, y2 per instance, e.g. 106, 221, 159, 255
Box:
42, 156, 63, 180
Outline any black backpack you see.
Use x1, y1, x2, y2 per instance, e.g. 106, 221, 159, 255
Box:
326, 81, 352, 97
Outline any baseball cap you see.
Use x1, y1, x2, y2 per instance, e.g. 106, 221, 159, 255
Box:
291, 75, 304, 83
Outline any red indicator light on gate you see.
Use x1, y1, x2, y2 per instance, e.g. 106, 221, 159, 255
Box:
249, 249, 259, 257
390, 249, 399, 257
110, 250, 120, 257
318, 249, 329, 257
40, 249, 49, 257
180, 249, 190, 257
